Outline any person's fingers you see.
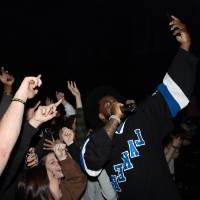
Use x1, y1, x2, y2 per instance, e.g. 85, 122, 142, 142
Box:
55, 98, 63, 107
171, 15, 180, 21
33, 101, 41, 110
62, 127, 67, 132
43, 143, 54, 148
37, 74, 42, 87
27, 156, 35, 162
48, 111, 57, 120
28, 147, 35, 153
40, 107, 46, 115
170, 24, 185, 31
44, 106, 51, 117
43, 147, 53, 150
27, 161, 35, 167
51, 104, 57, 113
173, 29, 182, 36
72, 81, 76, 89
67, 81, 70, 89
44, 139, 54, 145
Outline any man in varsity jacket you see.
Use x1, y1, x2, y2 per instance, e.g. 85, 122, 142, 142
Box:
81, 16, 198, 199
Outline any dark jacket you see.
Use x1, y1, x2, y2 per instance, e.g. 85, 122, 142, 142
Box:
0, 122, 38, 200
81, 49, 198, 200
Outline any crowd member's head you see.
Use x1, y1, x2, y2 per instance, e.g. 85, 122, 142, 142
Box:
98, 95, 119, 123
17, 165, 53, 200
42, 152, 64, 179
18, 151, 64, 200
85, 86, 124, 129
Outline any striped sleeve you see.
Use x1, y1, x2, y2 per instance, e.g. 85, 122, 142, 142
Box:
158, 48, 198, 118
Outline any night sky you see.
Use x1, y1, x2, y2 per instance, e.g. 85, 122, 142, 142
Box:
0, 0, 200, 102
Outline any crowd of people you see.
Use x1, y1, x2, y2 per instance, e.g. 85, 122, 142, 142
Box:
0, 16, 199, 200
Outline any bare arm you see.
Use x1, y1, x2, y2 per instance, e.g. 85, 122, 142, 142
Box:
67, 81, 82, 108
0, 75, 42, 175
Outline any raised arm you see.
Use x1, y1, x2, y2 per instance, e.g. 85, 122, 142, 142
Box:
67, 81, 88, 146
0, 75, 42, 175
67, 81, 82, 109
157, 16, 198, 118
53, 143, 87, 199
56, 91, 76, 117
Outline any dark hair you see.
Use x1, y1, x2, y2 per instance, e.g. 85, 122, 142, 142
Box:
85, 86, 124, 129
17, 164, 54, 200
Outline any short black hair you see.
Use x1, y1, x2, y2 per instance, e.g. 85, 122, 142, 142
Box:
85, 85, 124, 129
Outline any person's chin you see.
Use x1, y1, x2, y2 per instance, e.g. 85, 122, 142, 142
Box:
55, 172, 64, 179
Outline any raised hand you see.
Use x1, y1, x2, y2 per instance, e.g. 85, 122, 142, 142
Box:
169, 16, 191, 50
67, 81, 80, 97
53, 143, 67, 161
67, 81, 82, 108
60, 127, 75, 146
0, 67, 15, 86
25, 147, 39, 168
29, 98, 63, 128
56, 91, 65, 101
45, 97, 54, 106
111, 102, 124, 119
15, 75, 42, 102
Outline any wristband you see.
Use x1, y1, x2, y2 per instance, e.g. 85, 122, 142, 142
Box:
12, 98, 26, 105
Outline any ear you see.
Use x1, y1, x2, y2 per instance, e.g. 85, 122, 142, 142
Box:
98, 113, 105, 121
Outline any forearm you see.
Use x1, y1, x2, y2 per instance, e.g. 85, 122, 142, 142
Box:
167, 48, 198, 99
0, 122, 38, 188
0, 98, 25, 175
104, 118, 120, 139
60, 157, 87, 199
81, 128, 113, 175
75, 108, 88, 146
158, 48, 198, 118
75, 95, 82, 109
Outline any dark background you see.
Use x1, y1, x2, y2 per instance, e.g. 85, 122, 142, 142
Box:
1, 1, 200, 198
0, 0, 200, 101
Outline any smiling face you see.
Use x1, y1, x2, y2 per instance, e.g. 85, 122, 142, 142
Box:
44, 153, 64, 179
98, 96, 118, 122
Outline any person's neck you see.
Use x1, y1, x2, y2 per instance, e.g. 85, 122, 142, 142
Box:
49, 176, 62, 200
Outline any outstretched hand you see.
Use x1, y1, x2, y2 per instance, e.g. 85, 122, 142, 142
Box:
169, 16, 191, 50
15, 75, 42, 102
67, 81, 80, 97
60, 127, 75, 146
29, 98, 63, 128
25, 147, 39, 168
53, 143, 67, 161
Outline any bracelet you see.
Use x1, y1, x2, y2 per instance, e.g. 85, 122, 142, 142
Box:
109, 115, 121, 124
12, 98, 26, 105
